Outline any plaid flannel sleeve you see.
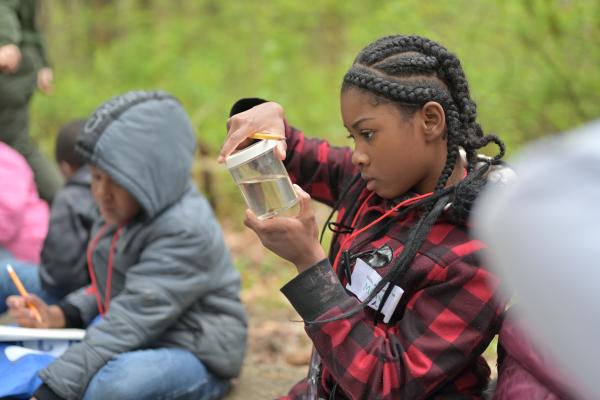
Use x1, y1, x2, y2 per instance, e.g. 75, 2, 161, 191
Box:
281, 251, 503, 399
283, 123, 357, 207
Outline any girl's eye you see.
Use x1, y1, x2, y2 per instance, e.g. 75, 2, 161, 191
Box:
361, 130, 375, 141
346, 130, 375, 142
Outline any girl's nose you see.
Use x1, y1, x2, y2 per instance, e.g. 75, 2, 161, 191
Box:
351, 148, 369, 167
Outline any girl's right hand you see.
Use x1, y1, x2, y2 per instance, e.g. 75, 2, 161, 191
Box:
218, 101, 287, 163
6, 294, 66, 329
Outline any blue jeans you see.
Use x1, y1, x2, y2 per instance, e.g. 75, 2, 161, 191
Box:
0, 249, 59, 313
83, 348, 231, 400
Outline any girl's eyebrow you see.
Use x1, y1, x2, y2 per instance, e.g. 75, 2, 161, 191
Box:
350, 117, 375, 129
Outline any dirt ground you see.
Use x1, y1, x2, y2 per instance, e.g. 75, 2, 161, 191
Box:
221, 225, 313, 398
225, 312, 310, 399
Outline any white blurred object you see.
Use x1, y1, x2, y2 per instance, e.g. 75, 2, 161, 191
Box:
473, 119, 600, 400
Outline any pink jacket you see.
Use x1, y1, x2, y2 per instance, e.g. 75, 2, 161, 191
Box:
0, 142, 49, 263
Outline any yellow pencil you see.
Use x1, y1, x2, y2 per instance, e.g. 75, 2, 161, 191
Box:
6, 264, 42, 323
249, 132, 285, 141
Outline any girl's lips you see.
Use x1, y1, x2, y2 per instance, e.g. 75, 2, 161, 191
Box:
366, 179, 376, 191
362, 175, 376, 191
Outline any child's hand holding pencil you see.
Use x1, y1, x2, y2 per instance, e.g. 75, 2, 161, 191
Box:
6, 264, 42, 323
6, 292, 54, 329
5, 264, 65, 328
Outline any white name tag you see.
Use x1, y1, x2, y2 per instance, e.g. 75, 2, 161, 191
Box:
345, 258, 404, 323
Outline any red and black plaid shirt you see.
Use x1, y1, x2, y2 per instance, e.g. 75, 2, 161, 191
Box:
279, 125, 504, 399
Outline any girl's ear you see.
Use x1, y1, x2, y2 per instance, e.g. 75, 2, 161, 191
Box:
420, 101, 446, 142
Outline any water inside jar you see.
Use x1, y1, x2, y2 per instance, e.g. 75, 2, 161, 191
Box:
238, 174, 299, 219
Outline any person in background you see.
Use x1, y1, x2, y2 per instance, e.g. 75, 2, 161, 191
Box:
8, 90, 247, 400
473, 120, 600, 400
0, 119, 94, 312
0, 140, 48, 264
0, 140, 52, 311
39, 118, 94, 299
0, 0, 63, 203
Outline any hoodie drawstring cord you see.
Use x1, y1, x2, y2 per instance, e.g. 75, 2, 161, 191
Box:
86, 223, 123, 316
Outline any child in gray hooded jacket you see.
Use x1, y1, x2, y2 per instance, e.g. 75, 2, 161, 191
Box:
7, 90, 247, 400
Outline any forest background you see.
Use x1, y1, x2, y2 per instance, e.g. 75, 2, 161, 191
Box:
33, 0, 600, 284
26, 0, 600, 388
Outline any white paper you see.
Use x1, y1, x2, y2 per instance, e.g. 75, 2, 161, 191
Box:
0, 325, 85, 341
346, 258, 404, 323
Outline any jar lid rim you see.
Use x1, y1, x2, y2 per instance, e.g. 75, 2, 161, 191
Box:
225, 139, 278, 168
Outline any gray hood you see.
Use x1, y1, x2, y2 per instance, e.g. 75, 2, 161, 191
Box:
76, 90, 196, 218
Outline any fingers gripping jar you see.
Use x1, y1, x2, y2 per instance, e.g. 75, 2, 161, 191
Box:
226, 139, 299, 219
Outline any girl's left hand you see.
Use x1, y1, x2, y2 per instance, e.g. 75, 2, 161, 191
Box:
244, 185, 326, 273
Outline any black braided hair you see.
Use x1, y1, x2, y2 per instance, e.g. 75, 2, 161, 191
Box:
311, 34, 506, 325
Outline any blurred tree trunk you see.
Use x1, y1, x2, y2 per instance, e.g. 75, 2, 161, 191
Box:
313, 5, 345, 67
90, 0, 117, 45
519, 0, 589, 122
197, 141, 218, 213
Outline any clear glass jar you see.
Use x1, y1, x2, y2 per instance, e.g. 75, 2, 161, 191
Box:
226, 139, 299, 219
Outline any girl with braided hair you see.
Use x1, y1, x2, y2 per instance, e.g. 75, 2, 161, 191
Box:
220, 34, 510, 399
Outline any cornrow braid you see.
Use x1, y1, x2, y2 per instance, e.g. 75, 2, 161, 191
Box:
372, 55, 439, 77
344, 66, 452, 106
319, 173, 363, 245
309, 34, 506, 325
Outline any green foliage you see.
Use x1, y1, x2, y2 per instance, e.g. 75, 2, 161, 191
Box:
30, 0, 600, 180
